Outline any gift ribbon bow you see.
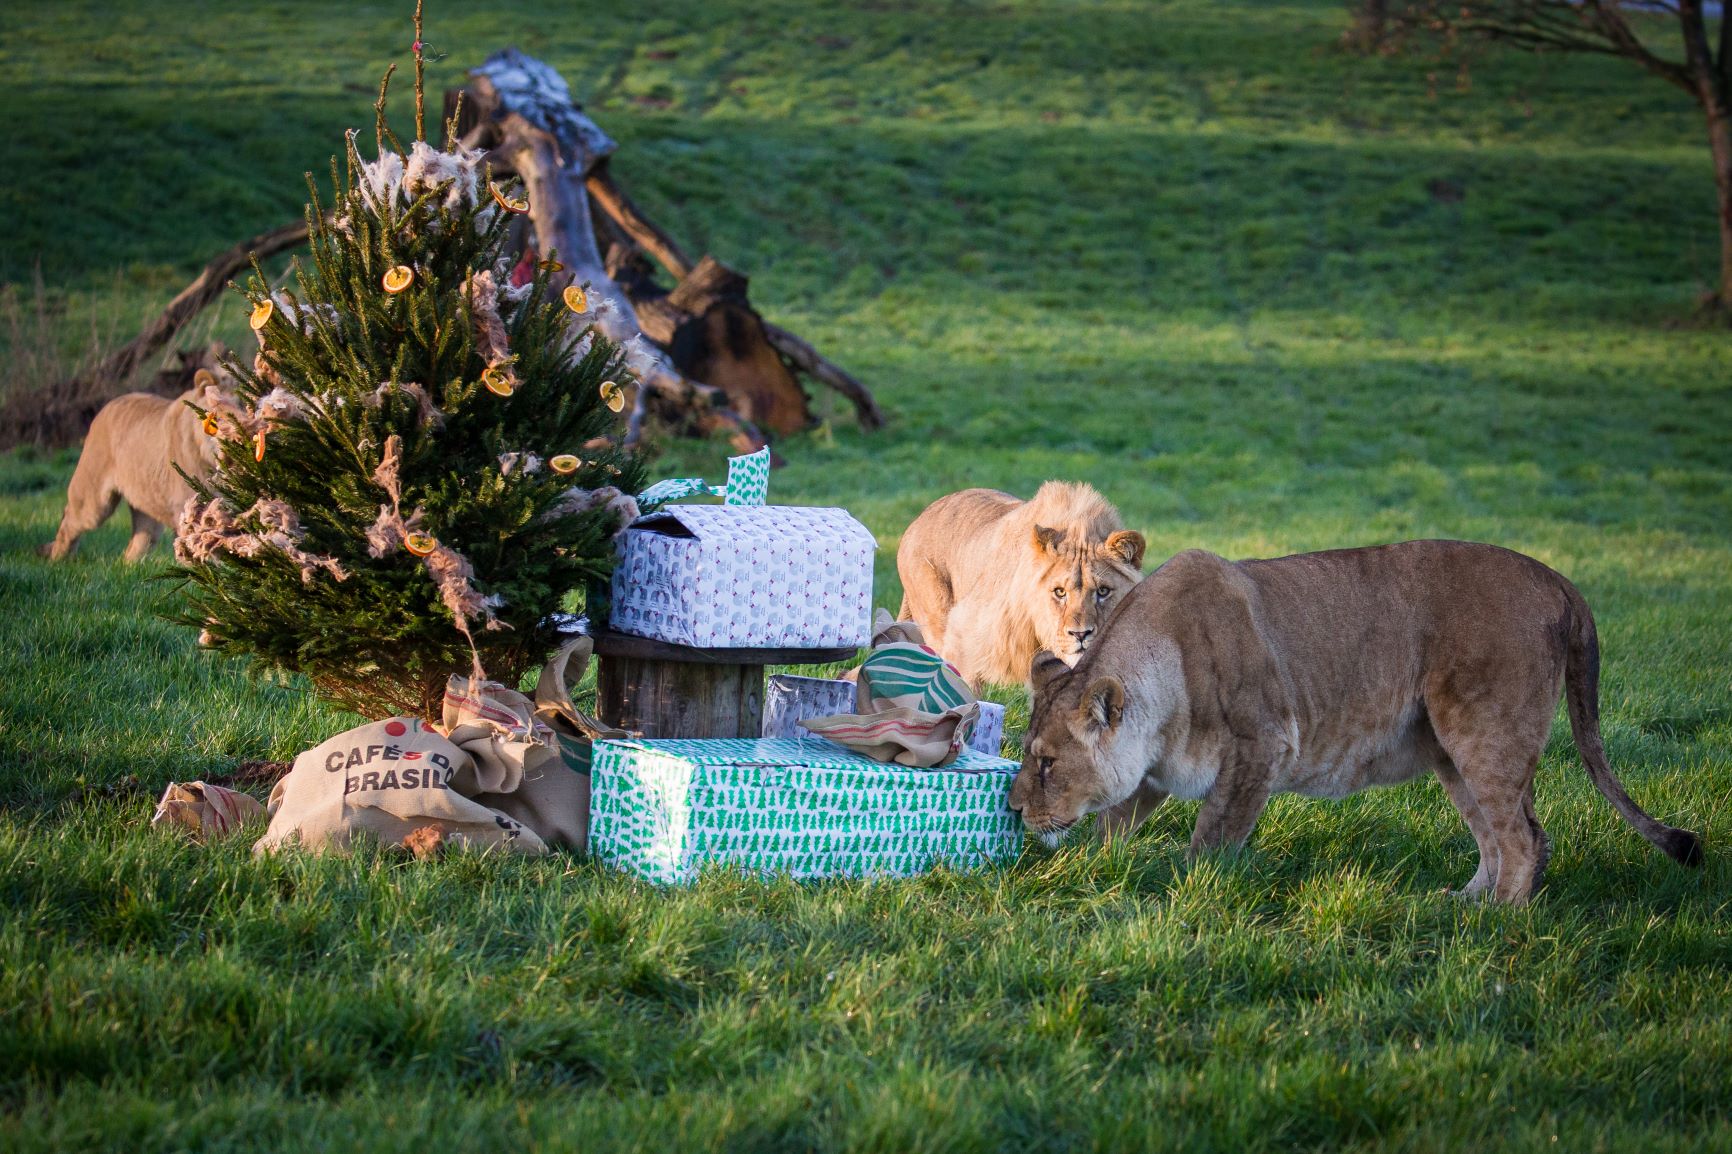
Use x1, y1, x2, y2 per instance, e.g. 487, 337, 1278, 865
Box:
637, 446, 771, 509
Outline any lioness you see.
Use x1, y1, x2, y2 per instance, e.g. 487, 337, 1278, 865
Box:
897, 482, 1145, 687
1010, 540, 1702, 904
40, 386, 220, 563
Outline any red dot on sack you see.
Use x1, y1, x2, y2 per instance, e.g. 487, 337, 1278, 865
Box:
385, 720, 407, 737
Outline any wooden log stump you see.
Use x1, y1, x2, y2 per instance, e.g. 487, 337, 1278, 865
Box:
592, 631, 856, 739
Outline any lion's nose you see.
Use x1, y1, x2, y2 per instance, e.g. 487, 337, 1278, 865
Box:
1067, 627, 1092, 644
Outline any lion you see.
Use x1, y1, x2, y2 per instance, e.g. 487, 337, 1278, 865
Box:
39, 383, 222, 563
896, 482, 1146, 687
1010, 540, 1702, 904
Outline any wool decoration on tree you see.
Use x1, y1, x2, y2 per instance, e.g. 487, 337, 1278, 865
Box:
173, 110, 645, 720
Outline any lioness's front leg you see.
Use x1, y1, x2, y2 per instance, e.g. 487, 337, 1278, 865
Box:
1188, 758, 1273, 860
1096, 777, 1169, 844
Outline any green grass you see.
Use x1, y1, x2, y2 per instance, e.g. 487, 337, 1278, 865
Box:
3, 0, 1731, 1148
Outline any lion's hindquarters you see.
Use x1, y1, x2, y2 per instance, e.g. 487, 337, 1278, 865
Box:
45, 393, 198, 561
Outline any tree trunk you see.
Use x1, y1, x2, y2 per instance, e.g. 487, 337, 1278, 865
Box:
591, 631, 857, 739
1344, 0, 1389, 53
1707, 102, 1732, 307
597, 653, 766, 739
1678, 0, 1732, 306
6, 221, 309, 448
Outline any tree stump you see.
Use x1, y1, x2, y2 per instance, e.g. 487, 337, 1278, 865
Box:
592, 631, 857, 739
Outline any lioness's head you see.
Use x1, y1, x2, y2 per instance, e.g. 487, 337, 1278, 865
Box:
1029, 524, 1145, 666
1008, 652, 1131, 845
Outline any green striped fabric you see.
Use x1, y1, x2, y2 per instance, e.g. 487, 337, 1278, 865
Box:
859, 643, 972, 712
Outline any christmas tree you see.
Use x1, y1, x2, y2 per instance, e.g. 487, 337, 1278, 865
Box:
174, 70, 644, 720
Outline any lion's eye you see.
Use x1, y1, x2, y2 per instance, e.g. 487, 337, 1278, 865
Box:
1038, 756, 1054, 783
1095, 587, 1110, 601
1052, 587, 1067, 601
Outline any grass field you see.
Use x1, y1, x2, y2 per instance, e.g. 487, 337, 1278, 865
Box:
3, 0, 1731, 1149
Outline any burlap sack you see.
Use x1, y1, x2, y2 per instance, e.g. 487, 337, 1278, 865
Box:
151, 781, 266, 839
799, 612, 982, 768
255, 637, 626, 856
442, 636, 628, 852
254, 716, 549, 856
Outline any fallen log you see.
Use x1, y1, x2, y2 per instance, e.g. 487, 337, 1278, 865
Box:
8, 223, 308, 447
449, 50, 883, 436
80, 221, 309, 393
462, 50, 765, 450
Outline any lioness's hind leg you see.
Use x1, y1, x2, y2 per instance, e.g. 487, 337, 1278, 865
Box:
1435, 737, 1545, 904
123, 507, 164, 563
43, 464, 120, 561
1435, 759, 1499, 897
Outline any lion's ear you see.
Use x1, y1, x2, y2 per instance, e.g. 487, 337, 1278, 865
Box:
1079, 676, 1125, 734
1030, 650, 1070, 693
1104, 530, 1146, 569
1032, 525, 1065, 555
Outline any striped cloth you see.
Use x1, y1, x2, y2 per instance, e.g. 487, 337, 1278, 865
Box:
799, 634, 982, 768
858, 643, 972, 713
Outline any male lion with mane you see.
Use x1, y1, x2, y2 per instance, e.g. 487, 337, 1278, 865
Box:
1009, 540, 1702, 904
896, 482, 1145, 688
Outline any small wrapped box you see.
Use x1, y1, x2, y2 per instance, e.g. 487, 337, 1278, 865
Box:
609, 505, 876, 649
589, 736, 1023, 884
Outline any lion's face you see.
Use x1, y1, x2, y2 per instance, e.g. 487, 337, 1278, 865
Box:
1030, 526, 1145, 666
1008, 654, 1128, 845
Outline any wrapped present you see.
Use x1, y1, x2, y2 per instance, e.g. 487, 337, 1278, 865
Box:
762, 674, 860, 739
589, 736, 1023, 884
638, 446, 772, 509
971, 700, 1007, 757
609, 504, 876, 648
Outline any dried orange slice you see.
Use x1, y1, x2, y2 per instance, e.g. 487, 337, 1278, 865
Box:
201, 413, 220, 437
382, 265, 414, 294
549, 454, 581, 475
482, 366, 515, 397
489, 183, 529, 214
249, 300, 274, 330
562, 284, 588, 313
253, 430, 267, 462
538, 259, 564, 273
599, 379, 625, 413
404, 532, 438, 557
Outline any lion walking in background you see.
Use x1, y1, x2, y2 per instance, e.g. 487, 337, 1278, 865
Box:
40, 388, 220, 563
896, 482, 1145, 688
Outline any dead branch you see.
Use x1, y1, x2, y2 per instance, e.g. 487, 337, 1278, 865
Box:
69, 220, 309, 399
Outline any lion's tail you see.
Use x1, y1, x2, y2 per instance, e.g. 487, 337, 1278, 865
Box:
1561, 579, 1702, 867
